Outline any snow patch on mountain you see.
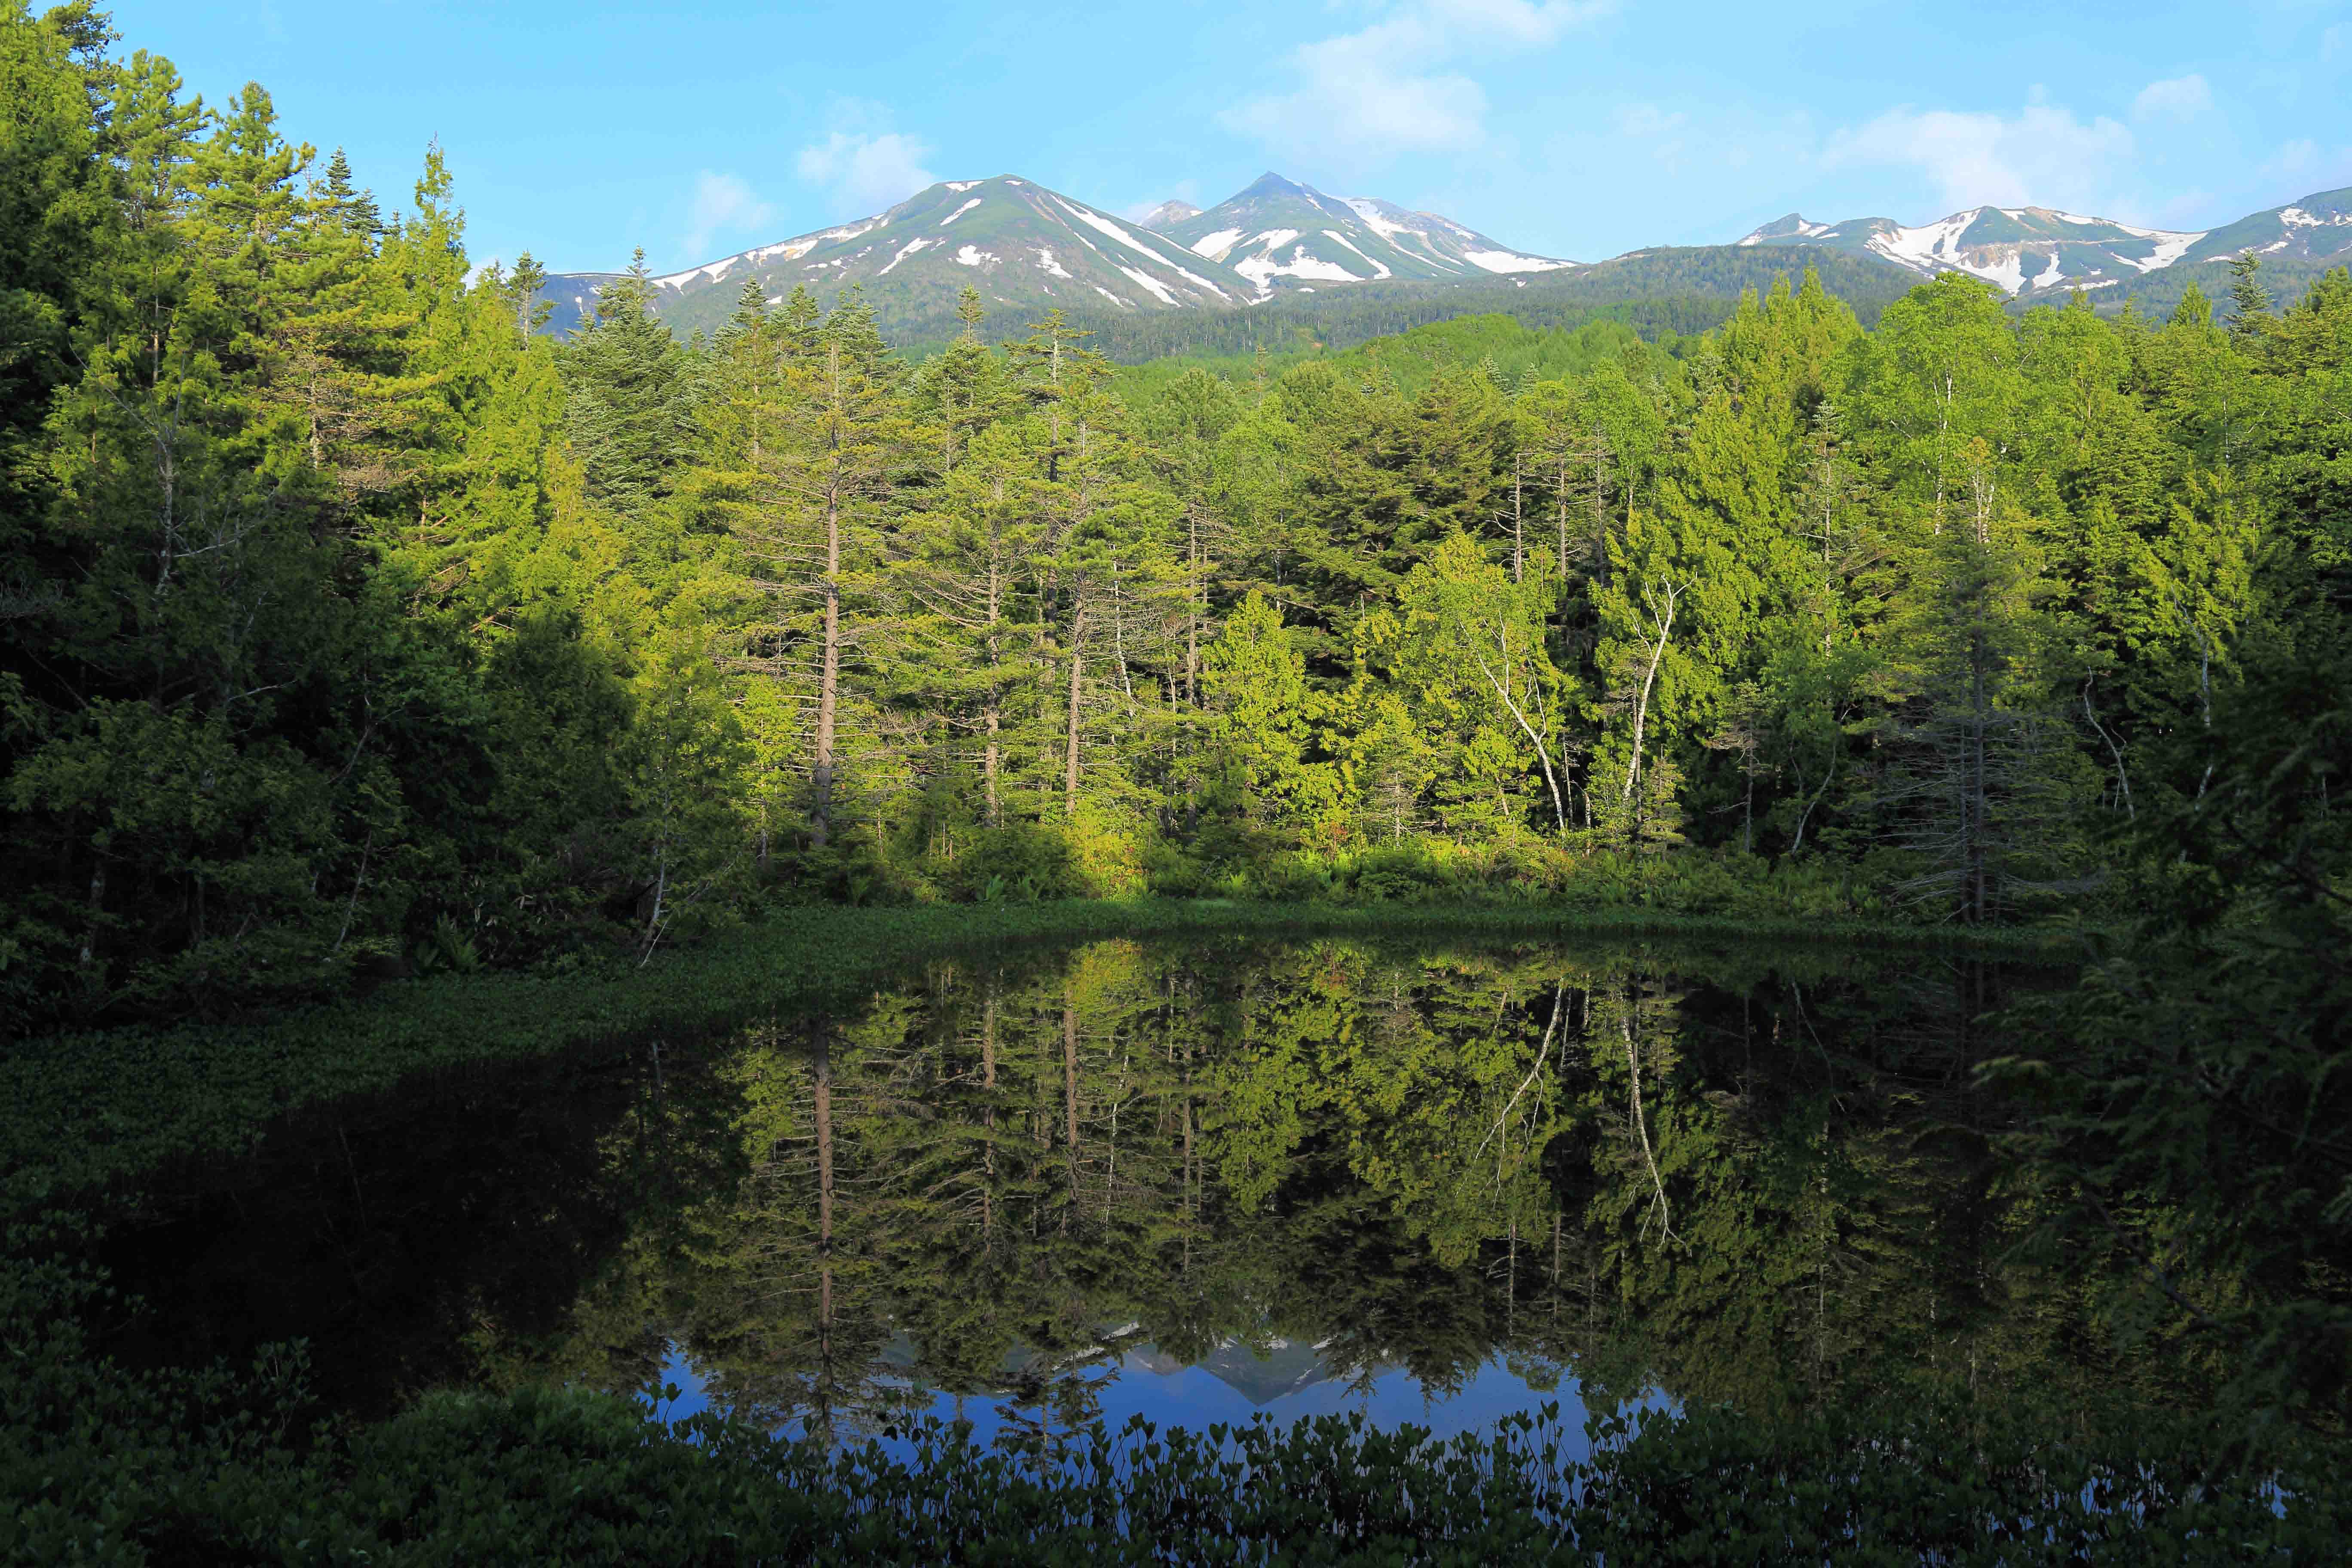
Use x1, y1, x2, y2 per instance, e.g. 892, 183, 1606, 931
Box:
1461, 249, 1573, 275
939, 198, 983, 226
1235, 246, 1363, 291
1341, 199, 1412, 242
1032, 247, 1072, 279
1321, 229, 1390, 279
1188, 228, 1245, 261
651, 218, 885, 288
1754, 203, 2211, 295
1866, 212, 1978, 271
1047, 197, 1226, 298
2114, 222, 2202, 271
1117, 264, 1179, 305
654, 257, 735, 290
1053, 197, 1168, 260
954, 245, 996, 267
876, 236, 935, 276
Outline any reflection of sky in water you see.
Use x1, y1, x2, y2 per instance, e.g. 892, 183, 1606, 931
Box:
650, 1342, 1670, 1464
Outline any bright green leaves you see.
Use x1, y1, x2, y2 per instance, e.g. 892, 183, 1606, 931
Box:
1381, 535, 1575, 840
1203, 592, 1344, 843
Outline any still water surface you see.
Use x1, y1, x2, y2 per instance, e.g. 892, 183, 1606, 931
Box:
104, 933, 2056, 1453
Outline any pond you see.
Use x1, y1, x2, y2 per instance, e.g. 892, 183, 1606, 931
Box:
97, 932, 2073, 1457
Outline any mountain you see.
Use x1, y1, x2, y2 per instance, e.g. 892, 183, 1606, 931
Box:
1126, 1337, 1379, 1406
534, 171, 1577, 347
1739, 187, 2352, 305
531, 174, 2352, 359
1137, 198, 1201, 229
543, 175, 1252, 345
2185, 187, 2352, 268
1160, 173, 1576, 296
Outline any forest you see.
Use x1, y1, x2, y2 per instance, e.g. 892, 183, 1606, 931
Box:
5, 3, 2350, 1556
7, 0, 2350, 1036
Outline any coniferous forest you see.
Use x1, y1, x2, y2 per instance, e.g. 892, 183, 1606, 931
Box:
4, 5, 2350, 1558
7, 6, 2347, 1032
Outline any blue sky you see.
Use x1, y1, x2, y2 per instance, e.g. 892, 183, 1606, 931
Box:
110, 0, 2352, 274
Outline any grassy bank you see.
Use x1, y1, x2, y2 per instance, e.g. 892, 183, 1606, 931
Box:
3, 897, 2078, 1216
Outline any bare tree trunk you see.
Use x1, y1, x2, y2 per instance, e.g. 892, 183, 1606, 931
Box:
811, 349, 845, 849
981, 986, 997, 1238
1590, 438, 1612, 586
1623, 581, 1681, 804
983, 705, 1001, 827
1061, 988, 1081, 1231
2083, 675, 2133, 820
1063, 602, 1085, 815
79, 859, 107, 968
1469, 627, 1567, 833
1511, 453, 1525, 583
984, 556, 1003, 826
1556, 455, 1571, 581
1623, 1004, 1677, 1246
813, 1026, 836, 1436
1185, 508, 1202, 706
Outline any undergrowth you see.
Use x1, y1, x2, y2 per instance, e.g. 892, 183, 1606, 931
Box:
5, 1249, 2340, 1566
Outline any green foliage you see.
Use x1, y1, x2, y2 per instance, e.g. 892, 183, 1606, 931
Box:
11, 0, 2351, 1032
6, 1240, 2341, 1564
1990, 634, 2352, 1425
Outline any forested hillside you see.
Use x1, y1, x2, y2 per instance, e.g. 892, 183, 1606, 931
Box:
5, 3, 2350, 1036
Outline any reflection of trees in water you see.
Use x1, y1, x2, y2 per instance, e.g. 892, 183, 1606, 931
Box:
502, 938, 2162, 1441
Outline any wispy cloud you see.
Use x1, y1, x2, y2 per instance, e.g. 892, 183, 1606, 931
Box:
1223, 0, 1614, 167
681, 172, 774, 262
1825, 100, 2137, 215
795, 101, 936, 217
2266, 137, 2352, 191
2132, 74, 2211, 122
1615, 104, 1692, 171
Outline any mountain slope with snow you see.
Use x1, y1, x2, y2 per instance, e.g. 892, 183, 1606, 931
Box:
1739, 187, 2352, 300
1159, 173, 1576, 296
544, 175, 1249, 342
533, 175, 2352, 353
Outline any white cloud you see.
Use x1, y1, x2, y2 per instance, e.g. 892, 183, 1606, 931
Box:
1223, 0, 1612, 166
2266, 137, 2352, 190
795, 106, 936, 218
1825, 101, 2136, 215
2132, 74, 2212, 122
681, 172, 774, 262
1616, 104, 1690, 169
1424, 0, 1617, 44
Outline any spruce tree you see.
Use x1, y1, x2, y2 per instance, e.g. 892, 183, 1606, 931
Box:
2227, 250, 2273, 346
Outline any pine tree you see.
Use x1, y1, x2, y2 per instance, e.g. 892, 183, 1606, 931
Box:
2226, 250, 2273, 347
562, 251, 696, 525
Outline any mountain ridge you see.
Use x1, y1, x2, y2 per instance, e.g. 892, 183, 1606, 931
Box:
1739, 188, 2352, 302
533, 174, 2352, 352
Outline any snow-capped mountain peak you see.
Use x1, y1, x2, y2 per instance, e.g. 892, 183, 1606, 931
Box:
1161, 174, 1576, 297
1734, 193, 2352, 297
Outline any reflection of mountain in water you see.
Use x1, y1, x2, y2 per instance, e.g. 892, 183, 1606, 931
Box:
1128, 1338, 1393, 1407
888, 1324, 1382, 1409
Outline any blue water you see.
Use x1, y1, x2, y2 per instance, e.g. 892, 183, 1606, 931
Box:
649, 1340, 1659, 1464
